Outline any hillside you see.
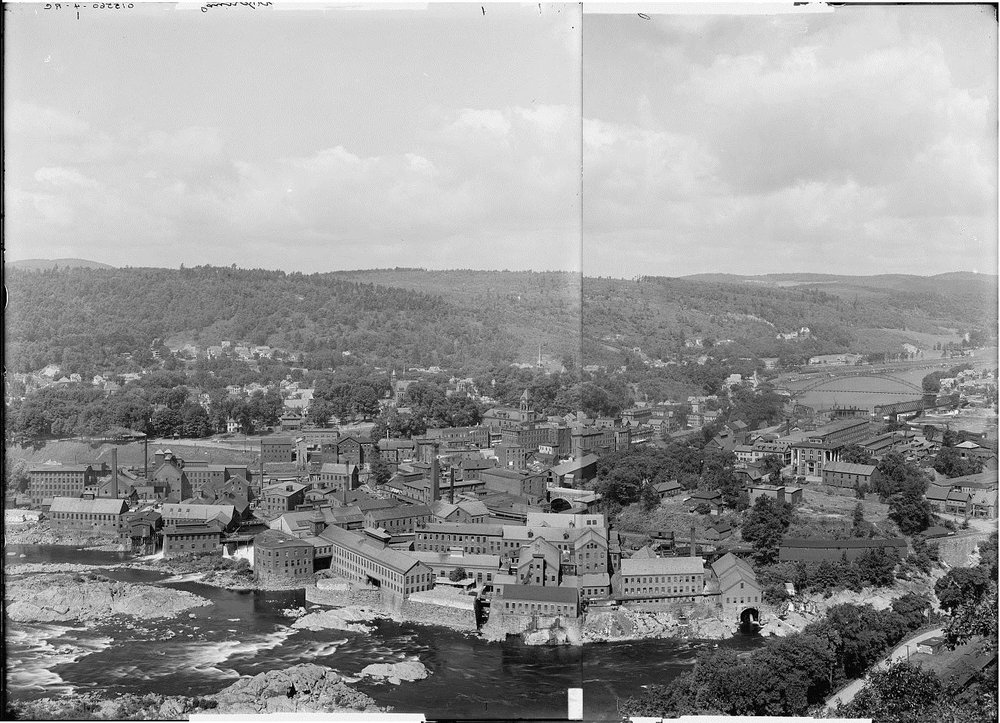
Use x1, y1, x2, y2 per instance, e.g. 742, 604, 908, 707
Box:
6, 258, 115, 271
582, 273, 996, 364
4, 266, 993, 378
4, 266, 577, 376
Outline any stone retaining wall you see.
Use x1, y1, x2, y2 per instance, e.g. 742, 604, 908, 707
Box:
306, 582, 384, 608
400, 597, 477, 631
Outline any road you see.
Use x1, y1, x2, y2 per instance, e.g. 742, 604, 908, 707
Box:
824, 626, 945, 710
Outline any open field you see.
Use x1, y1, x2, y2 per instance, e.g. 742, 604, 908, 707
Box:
6, 438, 260, 470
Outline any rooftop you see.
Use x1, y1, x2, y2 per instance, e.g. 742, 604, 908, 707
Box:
620, 557, 706, 576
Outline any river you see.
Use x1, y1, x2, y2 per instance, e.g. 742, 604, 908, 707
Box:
783, 351, 997, 412
5, 544, 762, 720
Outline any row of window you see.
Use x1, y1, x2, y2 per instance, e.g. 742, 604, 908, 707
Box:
626, 574, 701, 584
625, 585, 698, 595
503, 601, 575, 614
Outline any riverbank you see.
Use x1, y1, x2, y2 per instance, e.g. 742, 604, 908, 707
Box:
763, 575, 943, 637
5, 663, 387, 720
581, 604, 734, 644
5, 521, 119, 548
6, 572, 211, 623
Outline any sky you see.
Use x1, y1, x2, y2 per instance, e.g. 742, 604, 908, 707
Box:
4, 2, 997, 278
583, 4, 998, 277
4, 2, 582, 272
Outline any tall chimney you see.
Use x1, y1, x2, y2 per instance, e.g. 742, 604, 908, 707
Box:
690, 526, 697, 557
143, 434, 149, 479
449, 465, 456, 504
112, 448, 119, 499
430, 442, 440, 503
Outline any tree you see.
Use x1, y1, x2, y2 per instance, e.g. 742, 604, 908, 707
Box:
856, 547, 897, 588
448, 567, 467, 582
945, 584, 998, 647
5, 458, 31, 497
840, 444, 875, 465
934, 446, 983, 478
640, 482, 661, 512
759, 454, 785, 480
742, 496, 792, 565
842, 661, 944, 723
935, 566, 991, 613
370, 456, 392, 486
851, 502, 866, 534
307, 400, 337, 427
888, 493, 932, 536
890, 592, 929, 632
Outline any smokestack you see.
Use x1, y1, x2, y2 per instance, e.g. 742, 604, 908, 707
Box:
431, 442, 440, 503
450, 465, 456, 504
143, 434, 149, 479
690, 526, 697, 557
112, 448, 119, 499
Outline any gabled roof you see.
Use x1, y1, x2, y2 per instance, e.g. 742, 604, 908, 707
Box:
630, 545, 658, 559
317, 525, 424, 575
162, 503, 235, 525
255, 528, 313, 549
319, 462, 358, 475
652, 479, 682, 493
49, 497, 129, 514
421, 522, 504, 536
620, 557, 705, 576
780, 537, 907, 550
499, 584, 577, 604
823, 461, 877, 476
551, 454, 599, 476
364, 504, 430, 522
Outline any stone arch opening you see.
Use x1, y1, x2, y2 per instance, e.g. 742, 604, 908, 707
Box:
549, 497, 572, 512
739, 607, 760, 632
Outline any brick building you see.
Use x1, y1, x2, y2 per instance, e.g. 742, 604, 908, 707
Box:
494, 584, 579, 617
47, 497, 128, 536
316, 525, 434, 605
616, 556, 706, 604
254, 529, 315, 586
822, 461, 880, 490
162, 520, 224, 557
29, 463, 108, 506
260, 482, 307, 519
778, 537, 908, 563
261, 437, 295, 464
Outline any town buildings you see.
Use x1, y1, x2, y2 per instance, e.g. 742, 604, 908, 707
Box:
29, 463, 109, 506
162, 519, 224, 557
615, 556, 706, 604
47, 496, 128, 535
254, 529, 315, 586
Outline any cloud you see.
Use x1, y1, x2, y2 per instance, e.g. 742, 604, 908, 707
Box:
5, 103, 581, 271
583, 8, 996, 276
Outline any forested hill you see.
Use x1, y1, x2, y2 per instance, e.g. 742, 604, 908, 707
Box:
582, 272, 996, 365
4, 266, 554, 375
5, 266, 994, 376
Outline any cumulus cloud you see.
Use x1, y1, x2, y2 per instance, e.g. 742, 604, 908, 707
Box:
583, 7, 997, 276
6, 103, 581, 271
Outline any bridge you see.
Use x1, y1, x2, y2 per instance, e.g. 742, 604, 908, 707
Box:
874, 393, 961, 420
792, 371, 924, 395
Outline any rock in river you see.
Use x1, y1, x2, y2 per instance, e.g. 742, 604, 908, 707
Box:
359, 660, 430, 684
6, 572, 209, 623
213, 663, 386, 714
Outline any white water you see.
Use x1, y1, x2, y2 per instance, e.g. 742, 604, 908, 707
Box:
159, 572, 206, 584
222, 545, 254, 566
6, 624, 114, 695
